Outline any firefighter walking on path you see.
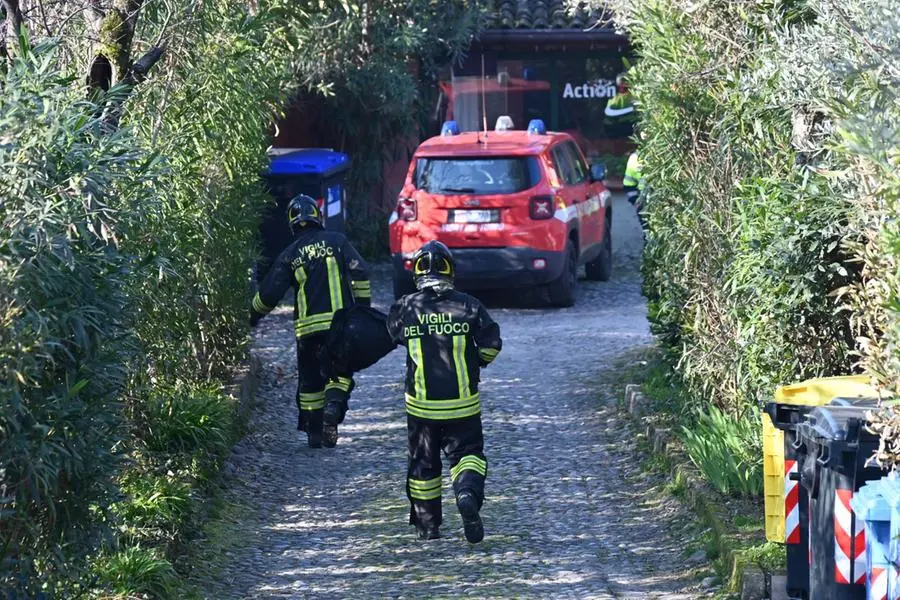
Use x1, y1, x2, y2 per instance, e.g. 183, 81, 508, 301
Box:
250, 194, 371, 448
387, 241, 502, 543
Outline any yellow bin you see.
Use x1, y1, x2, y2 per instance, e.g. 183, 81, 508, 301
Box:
763, 375, 879, 542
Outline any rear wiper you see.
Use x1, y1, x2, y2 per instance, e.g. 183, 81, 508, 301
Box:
439, 187, 476, 193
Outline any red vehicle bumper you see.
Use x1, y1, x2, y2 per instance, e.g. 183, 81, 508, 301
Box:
392, 246, 566, 292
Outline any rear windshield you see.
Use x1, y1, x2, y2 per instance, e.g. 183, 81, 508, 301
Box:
414, 157, 541, 195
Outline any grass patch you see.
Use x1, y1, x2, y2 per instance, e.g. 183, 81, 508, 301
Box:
737, 541, 787, 573
140, 385, 236, 455
92, 383, 246, 598
681, 406, 763, 497
93, 547, 180, 598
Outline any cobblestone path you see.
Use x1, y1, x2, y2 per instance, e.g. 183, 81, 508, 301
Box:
190, 196, 712, 599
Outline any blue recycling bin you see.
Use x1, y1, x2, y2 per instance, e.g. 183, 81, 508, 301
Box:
850, 478, 893, 600
877, 476, 900, 600
257, 148, 351, 282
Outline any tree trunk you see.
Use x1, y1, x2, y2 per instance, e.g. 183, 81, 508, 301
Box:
84, 0, 164, 126
1, 0, 25, 63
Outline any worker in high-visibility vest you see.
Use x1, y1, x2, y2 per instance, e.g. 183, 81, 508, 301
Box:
604, 74, 638, 131
623, 151, 647, 230
387, 241, 502, 543
250, 194, 371, 448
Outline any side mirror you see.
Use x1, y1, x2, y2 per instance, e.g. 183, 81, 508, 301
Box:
590, 163, 607, 182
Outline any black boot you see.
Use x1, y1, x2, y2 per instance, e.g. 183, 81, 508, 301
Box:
305, 409, 323, 448
322, 388, 349, 448
322, 422, 338, 448
416, 524, 441, 540
322, 426, 337, 447
322, 401, 343, 448
323, 400, 345, 425
456, 490, 484, 543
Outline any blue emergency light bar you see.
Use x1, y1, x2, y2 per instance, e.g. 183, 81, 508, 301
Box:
441, 121, 460, 136
527, 119, 547, 135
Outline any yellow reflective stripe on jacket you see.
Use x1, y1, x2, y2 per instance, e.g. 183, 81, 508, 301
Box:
325, 376, 353, 393
351, 279, 371, 299
404, 393, 481, 420
409, 338, 427, 401
479, 347, 499, 364
252, 292, 272, 314
326, 256, 343, 312
294, 267, 308, 319
295, 312, 334, 337
408, 476, 442, 501
299, 391, 325, 410
450, 455, 487, 481
452, 335, 470, 399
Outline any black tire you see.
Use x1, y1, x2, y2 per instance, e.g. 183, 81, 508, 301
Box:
393, 274, 416, 300
585, 212, 612, 281
546, 241, 577, 307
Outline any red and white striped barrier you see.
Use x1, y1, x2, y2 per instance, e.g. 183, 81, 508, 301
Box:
835, 488, 867, 585
785, 459, 800, 544
869, 566, 888, 600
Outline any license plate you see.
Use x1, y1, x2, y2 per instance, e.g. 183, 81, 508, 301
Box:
449, 209, 499, 224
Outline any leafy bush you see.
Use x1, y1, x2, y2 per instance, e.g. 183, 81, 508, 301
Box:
681, 407, 763, 497
592, 0, 900, 479
1, 0, 297, 591
0, 43, 157, 592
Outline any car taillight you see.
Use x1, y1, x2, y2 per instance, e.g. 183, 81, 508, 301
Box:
529, 195, 554, 220
397, 197, 417, 221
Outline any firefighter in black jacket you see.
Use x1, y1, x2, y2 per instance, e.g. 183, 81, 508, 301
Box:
387, 241, 502, 543
251, 195, 371, 448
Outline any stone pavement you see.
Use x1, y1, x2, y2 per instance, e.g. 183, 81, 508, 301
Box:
188, 196, 714, 599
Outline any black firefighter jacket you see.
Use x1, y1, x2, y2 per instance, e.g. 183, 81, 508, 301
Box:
387, 289, 502, 421
251, 228, 370, 338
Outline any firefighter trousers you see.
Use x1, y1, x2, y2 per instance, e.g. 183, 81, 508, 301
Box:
296, 336, 354, 434
406, 413, 487, 529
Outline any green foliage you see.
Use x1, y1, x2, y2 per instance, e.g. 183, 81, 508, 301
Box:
93, 547, 180, 599
289, 0, 488, 251
0, 43, 156, 593
139, 387, 234, 456
615, 0, 860, 413
682, 407, 763, 497
1, 0, 301, 592
738, 541, 786, 573
113, 471, 194, 542
593, 153, 629, 179
593, 0, 900, 465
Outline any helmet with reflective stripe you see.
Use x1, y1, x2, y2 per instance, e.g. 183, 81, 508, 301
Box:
412, 240, 455, 292
287, 194, 323, 231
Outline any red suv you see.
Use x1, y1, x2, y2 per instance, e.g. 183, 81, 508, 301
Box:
389, 119, 612, 306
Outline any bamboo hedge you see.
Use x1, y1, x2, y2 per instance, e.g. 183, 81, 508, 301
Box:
599, 0, 899, 468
